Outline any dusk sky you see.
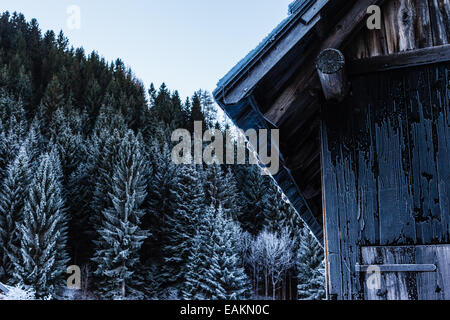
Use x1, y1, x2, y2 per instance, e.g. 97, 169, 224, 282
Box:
1, 0, 293, 99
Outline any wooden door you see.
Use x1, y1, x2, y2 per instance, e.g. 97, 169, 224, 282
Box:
360, 245, 450, 300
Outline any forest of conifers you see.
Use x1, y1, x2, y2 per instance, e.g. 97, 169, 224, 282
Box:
0, 12, 324, 300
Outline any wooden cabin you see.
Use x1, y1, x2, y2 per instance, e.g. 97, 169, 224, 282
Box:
214, 0, 450, 300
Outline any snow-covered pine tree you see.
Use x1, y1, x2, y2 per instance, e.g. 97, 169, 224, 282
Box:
234, 164, 269, 235
297, 228, 325, 300
66, 160, 93, 265
51, 113, 86, 187
160, 164, 205, 290
143, 139, 179, 261
204, 164, 242, 220
50, 120, 87, 265
0, 117, 22, 180
263, 182, 303, 243
23, 120, 43, 167
13, 153, 69, 298
92, 105, 128, 138
82, 108, 126, 242
90, 128, 124, 233
0, 92, 27, 132
91, 130, 150, 299
182, 227, 208, 300
205, 207, 251, 300
262, 182, 289, 234
0, 145, 31, 282
70, 110, 125, 264
183, 206, 251, 300
0, 122, 7, 179
197, 89, 217, 129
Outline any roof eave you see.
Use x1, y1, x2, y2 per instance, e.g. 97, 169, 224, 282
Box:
213, 0, 329, 105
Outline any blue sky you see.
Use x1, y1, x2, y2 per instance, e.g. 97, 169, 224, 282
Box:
1, 0, 292, 99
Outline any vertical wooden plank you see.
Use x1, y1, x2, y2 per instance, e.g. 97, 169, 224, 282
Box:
353, 74, 381, 246
428, 0, 450, 45
397, 0, 417, 51
430, 62, 450, 242
384, 0, 401, 53
374, 68, 417, 245
405, 65, 442, 243
365, 10, 390, 58
414, 0, 434, 48
366, 30, 384, 57
320, 126, 331, 300
353, 33, 370, 59
321, 92, 365, 299
376, 10, 390, 56
320, 125, 344, 300
375, 119, 416, 245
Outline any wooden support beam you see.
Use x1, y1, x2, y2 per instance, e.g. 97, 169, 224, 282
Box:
349, 44, 450, 74
320, 0, 388, 50
316, 48, 349, 102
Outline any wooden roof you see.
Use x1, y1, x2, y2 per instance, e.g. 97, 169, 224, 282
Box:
213, 0, 390, 242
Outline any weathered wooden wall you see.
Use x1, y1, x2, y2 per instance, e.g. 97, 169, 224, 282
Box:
321, 61, 450, 299
346, 0, 450, 59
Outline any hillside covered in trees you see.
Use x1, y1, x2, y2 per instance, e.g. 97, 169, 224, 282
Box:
0, 12, 324, 300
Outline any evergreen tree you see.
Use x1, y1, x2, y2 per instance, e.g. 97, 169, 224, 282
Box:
92, 105, 127, 138
90, 128, 124, 233
23, 120, 42, 166
189, 92, 205, 131
197, 89, 217, 129
148, 83, 157, 108
183, 206, 251, 300
143, 139, 179, 261
50, 109, 85, 186
85, 77, 103, 122
0, 117, 22, 179
0, 146, 30, 281
234, 164, 269, 234
0, 123, 8, 178
91, 131, 149, 299
0, 92, 27, 129
80, 110, 127, 261
41, 75, 64, 120
160, 164, 205, 289
297, 228, 325, 300
13, 153, 69, 298
182, 226, 208, 300
148, 84, 184, 129
204, 164, 242, 220
263, 182, 302, 242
